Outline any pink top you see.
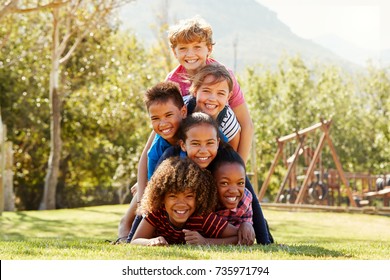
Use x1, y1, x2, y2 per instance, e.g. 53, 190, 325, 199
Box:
165, 58, 245, 109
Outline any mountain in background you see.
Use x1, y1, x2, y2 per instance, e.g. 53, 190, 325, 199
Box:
119, 0, 364, 73
312, 34, 389, 67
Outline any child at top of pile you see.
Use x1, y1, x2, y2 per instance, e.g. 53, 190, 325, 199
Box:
166, 16, 253, 164
130, 156, 239, 246
144, 112, 272, 245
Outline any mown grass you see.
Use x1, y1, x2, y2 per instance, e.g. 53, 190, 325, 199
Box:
0, 204, 389, 260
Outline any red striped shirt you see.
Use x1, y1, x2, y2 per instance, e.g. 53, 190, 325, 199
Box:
145, 209, 228, 244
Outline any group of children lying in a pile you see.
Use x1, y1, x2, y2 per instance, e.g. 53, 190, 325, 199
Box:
117, 16, 273, 246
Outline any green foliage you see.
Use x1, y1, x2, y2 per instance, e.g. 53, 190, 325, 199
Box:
241, 56, 390, 199
1, 11, 165, 209
1, 12, 52, 209
59, 28, 162, 208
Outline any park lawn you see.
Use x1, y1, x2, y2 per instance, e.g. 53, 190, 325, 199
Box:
0, 204, 389, 260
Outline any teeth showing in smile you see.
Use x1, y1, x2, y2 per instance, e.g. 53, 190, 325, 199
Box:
226, 197, 237, 202
175, 210, 187, 214
161, 128, 172, 134
205, 104, 218, 109
186, 59, 197, 64
197, 157, 209, 161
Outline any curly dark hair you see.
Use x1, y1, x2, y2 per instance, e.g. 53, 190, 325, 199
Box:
144, 81, 184, 111
140, 156, 218, 215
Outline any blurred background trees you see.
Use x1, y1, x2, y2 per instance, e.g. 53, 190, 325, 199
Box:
1, 1, 389, 210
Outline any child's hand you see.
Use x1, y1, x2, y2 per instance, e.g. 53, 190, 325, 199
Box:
148, 236, 168, 246
183, 229, 207, 245
238, 222, 255, 245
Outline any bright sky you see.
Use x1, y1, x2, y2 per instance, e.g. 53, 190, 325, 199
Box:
256, 0, 390, 51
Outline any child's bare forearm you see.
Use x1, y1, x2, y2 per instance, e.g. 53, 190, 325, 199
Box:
137, 131, 156, 202
205, 236, 239, 245
233, 103, 254, 163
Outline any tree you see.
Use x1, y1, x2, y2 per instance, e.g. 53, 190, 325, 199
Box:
242, 55, 389, 199
0, 0, 68, 21
1, 0, 134, 209
58, 28, 163, 208
40, 0, 133, 210
149, 0, 174, 74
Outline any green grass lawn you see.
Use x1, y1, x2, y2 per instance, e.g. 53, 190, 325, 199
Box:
0, 204, 389, 260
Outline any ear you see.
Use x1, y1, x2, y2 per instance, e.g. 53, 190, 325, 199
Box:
179, 140, 187, 152
181, 105, 187, 118
207, 45, 213, 57
227, 90, 232, 100
171, 47, 178, 59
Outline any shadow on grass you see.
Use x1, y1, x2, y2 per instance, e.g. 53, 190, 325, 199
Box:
75, 206, 126, 216
274, 244, 346, 258
118, 243, 348, 260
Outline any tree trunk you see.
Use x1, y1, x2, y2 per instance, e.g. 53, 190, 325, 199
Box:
0, 121, 5, 215
40, 8, 62, 210
3, 141, 15, 211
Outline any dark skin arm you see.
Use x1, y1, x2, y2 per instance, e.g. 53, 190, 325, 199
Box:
130, 218, 168, 246
183, 223, 240, 245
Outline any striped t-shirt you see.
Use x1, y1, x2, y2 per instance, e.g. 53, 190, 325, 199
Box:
145, 209, 229, 244
183, 96, 241, 142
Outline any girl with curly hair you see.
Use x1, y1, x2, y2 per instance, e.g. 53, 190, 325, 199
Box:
130, 156, 238, 246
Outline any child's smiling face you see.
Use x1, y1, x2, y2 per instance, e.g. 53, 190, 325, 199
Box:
148, 100, 187, 145
214, 162, 246, 209
164, 189, 196, 228
180, 123, 219, 169
172, 41, 212, 75
194, 74, 231, 119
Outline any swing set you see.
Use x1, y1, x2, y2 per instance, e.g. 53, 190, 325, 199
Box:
258, 119, 357, 207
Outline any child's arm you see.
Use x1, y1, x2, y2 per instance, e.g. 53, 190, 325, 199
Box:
184, 229, 238, 245
117, 131, 156, 237
228, 128, 241, 152
137, 131, 156, 203
183, 223, 240, 245
130, 218, 168, 246
118, 196, 137, 238
232, 103, 254, 164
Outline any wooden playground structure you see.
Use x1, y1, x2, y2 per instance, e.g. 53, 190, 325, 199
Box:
257, 119, 390, 209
